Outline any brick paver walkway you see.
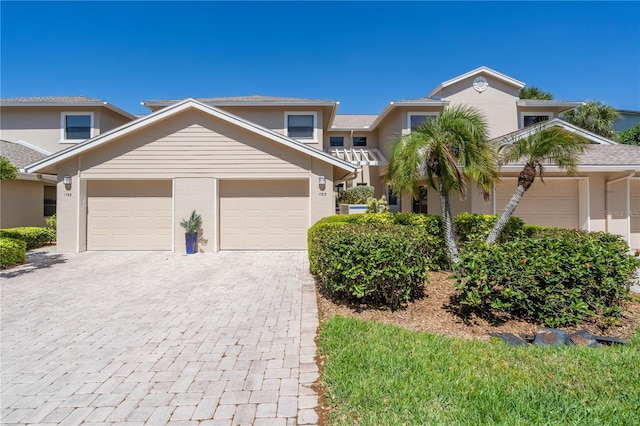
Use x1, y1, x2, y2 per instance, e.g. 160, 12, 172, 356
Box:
1, 249, 319, 425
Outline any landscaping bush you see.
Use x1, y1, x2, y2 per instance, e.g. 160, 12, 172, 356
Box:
0, 227, 56, 250
454, 212, 524, 245
310, 223, 431, 309
0, 237, 27, 269
46, 214, 57, 232
308, 213, 449, 272
453, 229, 640, 327
337, 185, 374, 204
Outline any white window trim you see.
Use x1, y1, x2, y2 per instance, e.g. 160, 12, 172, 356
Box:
404, 112, 439, 134
60, 112, 95, 143
519, 111, 553, 129
284, 111, 318, 143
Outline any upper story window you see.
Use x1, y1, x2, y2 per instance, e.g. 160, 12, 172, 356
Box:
285, 112, 317, 142
61, 112, 94, 142
521, 112, 553, 129
407, 112, 438, 132
353, 136, 367, 147
329, 136, 344, 147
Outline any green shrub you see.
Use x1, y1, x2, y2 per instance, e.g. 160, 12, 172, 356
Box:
454, 212, 524, 245
309, 213, 449, 272
366, 195, 388, 213
521, 224, 550, 237
337, 185, 375, 204
46, 214, 57, 240
0, 227, 56, 250
454, 229, 640, 327
0, 237, 27, 269
310, 223, 430, 309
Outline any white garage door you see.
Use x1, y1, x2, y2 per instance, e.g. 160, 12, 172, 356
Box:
631, 179, 640, 250
494, 178, 579, 229
87, 181, 172, 250
219, 180, 309, 250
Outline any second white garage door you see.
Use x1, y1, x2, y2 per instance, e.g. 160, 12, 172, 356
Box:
494, 178, 579, 229
87, 180, 172, 250
219, 180, 309, 250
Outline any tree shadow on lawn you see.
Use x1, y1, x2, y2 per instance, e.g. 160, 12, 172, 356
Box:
1, 247, 66, 279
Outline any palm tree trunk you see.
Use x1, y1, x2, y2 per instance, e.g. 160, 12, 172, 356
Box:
486, 184, 526, 245
439, 178, 460, 265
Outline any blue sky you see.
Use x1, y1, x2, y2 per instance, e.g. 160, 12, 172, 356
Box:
2, 1, 639, 115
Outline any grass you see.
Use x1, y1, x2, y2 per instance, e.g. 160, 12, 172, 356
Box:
318, 316, 640, 425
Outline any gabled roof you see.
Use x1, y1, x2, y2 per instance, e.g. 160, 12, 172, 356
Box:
0, 140, 49, 169
0, 96, 136, 120
427, 66, 526, 98
25, 98, 357, 175
142, 95, 337, 111
495, 118, 617, 145
517, 99, 583, 108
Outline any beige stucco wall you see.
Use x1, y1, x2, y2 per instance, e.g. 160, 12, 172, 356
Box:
310, 159, 335, 227
174, 178, 215, 253
54, 159, 81, 252
0, 179, 46, 228
0, 106, 130, 154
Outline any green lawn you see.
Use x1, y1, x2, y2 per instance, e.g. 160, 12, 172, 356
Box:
318, 316, 640, 425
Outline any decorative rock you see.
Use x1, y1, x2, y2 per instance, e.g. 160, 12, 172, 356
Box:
533, 328, 567, 346
489, 332, 529, 346
565, 330, 600, 347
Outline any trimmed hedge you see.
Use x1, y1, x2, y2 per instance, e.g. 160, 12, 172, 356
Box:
46, 214, 57, 240
309, 213, 448, 272
310, 223, 430, 309
453, 212, 524, 245
454, 229, 640, 327
0, 227, 56, 250
337, 185, 375, 204
1, 237, 27, 269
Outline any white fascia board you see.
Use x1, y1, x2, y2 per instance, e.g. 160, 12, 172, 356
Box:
14, 139, 51, 155
498, 165, 640, 172
427, 66, 526, 98
142, 100, 337, 110
517, 100, 584, 108
26, 98, 357, 174
499, 118, 617, 145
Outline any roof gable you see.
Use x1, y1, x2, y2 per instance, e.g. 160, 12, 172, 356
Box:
25, 98, 357, 174
497, 118, 618, 145
427, 66, 525, 98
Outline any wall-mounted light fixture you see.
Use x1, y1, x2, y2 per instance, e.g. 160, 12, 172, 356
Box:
63, 176, 72, 189
318, 175, 326, 188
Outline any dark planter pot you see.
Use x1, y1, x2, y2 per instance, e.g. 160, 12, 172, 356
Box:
185, 232, 198, 254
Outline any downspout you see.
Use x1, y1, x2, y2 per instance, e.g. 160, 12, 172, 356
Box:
605, 171, 635, 244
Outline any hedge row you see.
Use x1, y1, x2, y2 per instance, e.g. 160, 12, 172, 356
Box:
454, 229, 640, 327
309, 222, 430, 309
0, 237, 27, 269
0, 227, 55, 250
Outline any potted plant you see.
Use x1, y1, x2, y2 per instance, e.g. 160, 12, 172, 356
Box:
180, 210, 202, 254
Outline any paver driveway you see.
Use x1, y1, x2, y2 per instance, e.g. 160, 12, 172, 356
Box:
1, 249, 319, 425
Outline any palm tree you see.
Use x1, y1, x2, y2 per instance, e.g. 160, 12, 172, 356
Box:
562, 101, 621, 140
486, 125, 588, 244
519, 86, 553, 100
386, 105, 498, 265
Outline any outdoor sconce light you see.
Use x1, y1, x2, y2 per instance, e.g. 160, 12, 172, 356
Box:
63, 176, 72, 188
318, 175, 326, 187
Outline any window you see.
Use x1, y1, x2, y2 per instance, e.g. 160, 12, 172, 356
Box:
61, 112, 93, 142
44, 186, 56, 217
408, 112, 438, 131
285, 112, 317, 141
353, 136, 367, 147
521, 113, 552, 128
387, 186, 398, 206
329, 136, 344, 147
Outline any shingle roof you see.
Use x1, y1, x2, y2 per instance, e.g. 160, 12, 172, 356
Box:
0, 96, 104, 103
577, 144, 640, 166
0, 140, 48, 169
331, 114, 378, 129
392, 96, 447, 103
143, 95, 337, 105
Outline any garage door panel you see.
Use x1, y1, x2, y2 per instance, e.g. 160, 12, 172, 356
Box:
495, 179, 579, 229
87, 181, 172, 251
220, 180, 309, 250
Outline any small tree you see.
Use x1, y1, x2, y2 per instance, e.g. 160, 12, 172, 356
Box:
1, 156, 18, 181
486, 125, 588, 244
563, 101, 621, 140
619, 123, 640, 146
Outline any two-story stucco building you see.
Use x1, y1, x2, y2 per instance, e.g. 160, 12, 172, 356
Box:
7, 66, 639, 251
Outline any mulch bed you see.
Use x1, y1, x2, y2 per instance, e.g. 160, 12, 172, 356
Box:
315, 270, 640, 341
